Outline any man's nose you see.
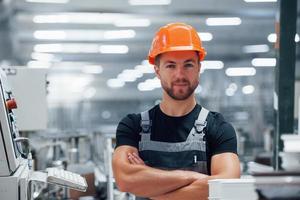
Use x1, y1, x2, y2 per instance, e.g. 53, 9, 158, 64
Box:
174, 65, 185, 77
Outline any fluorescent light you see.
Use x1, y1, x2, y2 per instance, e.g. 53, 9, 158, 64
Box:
27, 61, 51, 68
129, 0, 171, 6
135, 65, 155, 74
252, 58, 276, 67
242, 44, 270, 53
114, 19, 151, 27
99, 45, 129, 54
48, 75, 93, 93
117, 69, 143, 82
225, 67, 256, 76
138, 82, 154, 91
201, 61, 224, 70
33, 13, 119, 24
31, 52, 59, 61
267, 33, 276, 43
34, 43, 99, 53
33, 15, 70, 23
295, 34, 300, 42
34, 31, 66, 40
82, 65, 103, 74
268, 33, 299, 43
34, 30, 135, 41
104, 30, 136, 39
206, 17, 241, 26
107, 78, 125, 88
26, 0, 69, 3
198, 32, 213, 41
244, 0, 277, 2
138, 77, 161, 91
242, 85, 255, 94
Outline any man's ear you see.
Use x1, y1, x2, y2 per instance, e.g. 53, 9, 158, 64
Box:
154, 65, 161, 79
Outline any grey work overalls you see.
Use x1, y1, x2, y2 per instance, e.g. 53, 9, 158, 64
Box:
135, 107, 209, 200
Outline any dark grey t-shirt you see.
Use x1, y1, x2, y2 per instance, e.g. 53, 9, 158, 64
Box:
115, 104, 237, 174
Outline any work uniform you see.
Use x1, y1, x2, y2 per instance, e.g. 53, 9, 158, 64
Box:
116, 104, 237, 199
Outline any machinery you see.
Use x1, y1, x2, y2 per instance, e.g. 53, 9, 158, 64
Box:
0, 68, 87, 199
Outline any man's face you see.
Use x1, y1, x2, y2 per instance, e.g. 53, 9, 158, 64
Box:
154, 50, 201, 101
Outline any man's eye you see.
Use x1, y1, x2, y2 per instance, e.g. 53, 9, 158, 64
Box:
185, 63, 194, 68
166, 65, 175, 68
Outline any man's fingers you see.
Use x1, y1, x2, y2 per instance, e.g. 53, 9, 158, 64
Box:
127, 152, 145, 165
132, 152, 145, 165
127, 154, 136, 164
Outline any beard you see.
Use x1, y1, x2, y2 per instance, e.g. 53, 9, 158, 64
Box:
161, 78, 198, 100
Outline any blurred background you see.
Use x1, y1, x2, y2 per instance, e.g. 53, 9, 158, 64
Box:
0, 0, 299, 199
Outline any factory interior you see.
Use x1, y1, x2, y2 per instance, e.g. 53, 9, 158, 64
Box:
0, 0, 300, 199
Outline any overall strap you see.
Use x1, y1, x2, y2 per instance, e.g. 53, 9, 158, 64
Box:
140, 111, 151, 133
194, 107, 209, 133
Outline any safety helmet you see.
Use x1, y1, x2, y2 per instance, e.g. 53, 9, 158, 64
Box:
148, 22, 206, 65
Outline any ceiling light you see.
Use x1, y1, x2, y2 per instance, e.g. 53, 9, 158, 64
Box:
34, 31, 66, 40
242, 85, 255, 94
244, 0, 277, 2
242, 44, 270, 53
138, 77, 161, 91
138, 82, 155, 91
201, 61, 224, 70
295, 34, 300, 42
117, 69, 143, 82
33, 15, 70, 23
225, 67, 256, 76
104, 30, 136, 39
82, 65, 103, 74
31, 52, 59, 62
27, 61, 51, 68
34, 43, 99, 53
251, 58, 276, 67
26, 0, 69, 3
34, 44, 62, 52
135, 65, 155, 74
129, 0, 171, 6
206, 17, 241, 26
267, 33, 276, 43
99, 45, 129, 54
33, 30, 136, 41
114, 19, 151, 27
198, 32, 213, 41
268, 33, 299, 43
107, 78, 125, 88
33, 13, 119, 24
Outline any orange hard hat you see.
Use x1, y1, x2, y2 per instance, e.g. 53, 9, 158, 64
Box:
148, 22, 206, 65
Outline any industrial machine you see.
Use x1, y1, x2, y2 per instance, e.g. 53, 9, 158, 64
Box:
0, 68, 87, 199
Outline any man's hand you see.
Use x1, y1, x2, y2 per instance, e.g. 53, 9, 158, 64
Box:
127, 152, 146, 165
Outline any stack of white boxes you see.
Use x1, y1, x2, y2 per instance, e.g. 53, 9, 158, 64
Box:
280, 134, 300, 171
208, 178, 258, 200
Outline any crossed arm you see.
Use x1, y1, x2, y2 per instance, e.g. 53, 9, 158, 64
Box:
112, 145, 240, 199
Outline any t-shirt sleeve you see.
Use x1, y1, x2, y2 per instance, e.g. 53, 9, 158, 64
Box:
208, 113, 238, 156
115, 113, 141, 149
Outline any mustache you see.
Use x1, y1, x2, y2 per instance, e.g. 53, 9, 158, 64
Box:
172, 78, 190, 84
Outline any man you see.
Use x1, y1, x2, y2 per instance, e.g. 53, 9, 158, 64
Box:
112, 22, 240, 200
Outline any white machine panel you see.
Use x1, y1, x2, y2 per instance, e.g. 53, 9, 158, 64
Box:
5, 68, 47, 131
